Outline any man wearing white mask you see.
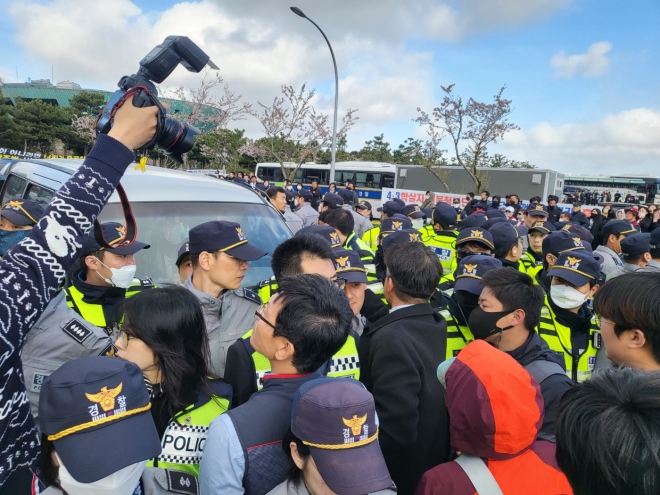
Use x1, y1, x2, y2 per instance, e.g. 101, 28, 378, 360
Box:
402, 204, 426, 231
36, 356, 162, 494
22, 223, 153, 424
538, 251, 610, 383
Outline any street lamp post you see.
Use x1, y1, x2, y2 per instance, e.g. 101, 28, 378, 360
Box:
290, 6, 339, 187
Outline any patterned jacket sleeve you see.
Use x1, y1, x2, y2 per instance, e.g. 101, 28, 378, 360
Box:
0, 134, 135, 486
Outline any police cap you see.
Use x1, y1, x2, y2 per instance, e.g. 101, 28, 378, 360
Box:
296, 225, 343, 248
621, 233, 651, 258
458, 213, 487, 231
1, 199, 45, 226
526, 204, 549, 218
432, 202, 458, 229
377, 201, 403, 216
402, 204, 425, 219
381, 229, 422, 253
602, 220, 637, 240
380, 215, 412, 233
332, 248, 368, 284
547, 251, 601, 287
189, 220, 267, 261
323, 193, 344, 209
298, 189, 313, 202
456, 227, 495, 250
81, 222, 151, 257
541, 230, 591, 257
175, 241, 190, 267
454, 255, 503, 295
528, 221, 556, 235
488, 222, 519, 252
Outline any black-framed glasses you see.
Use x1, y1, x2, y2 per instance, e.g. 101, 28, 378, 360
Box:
333, 277, 347, 290
255, 304, 276, 330
115, 325, 135, 348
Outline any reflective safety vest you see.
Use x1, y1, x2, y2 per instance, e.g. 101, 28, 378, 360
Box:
520, 251, 544, 281
440, 308, 475, 360
257, 276, 278, 304
538, 299, 600, 383
345, 232, 375, 263
147, 384, 231, 475
361, 227, 380, 250
420, 226, 457, 286
241, 329, 360, 390
64, 278, 153, 330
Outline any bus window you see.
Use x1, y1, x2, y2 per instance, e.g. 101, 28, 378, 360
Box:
1, 175, 27, 204
302, 169, 329, 184
334, 171, 355, 186
257, 166, 283, 182
381, 173, 395, 189
355, 172, 382, 189
293, 169, 304, 183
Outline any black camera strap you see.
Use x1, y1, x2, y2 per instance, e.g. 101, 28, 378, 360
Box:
93, 183, 138, 249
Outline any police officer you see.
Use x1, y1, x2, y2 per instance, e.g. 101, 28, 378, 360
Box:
402, 204, 426, 231
325, 208, 375, 264
535, 230, 591, 292
420, 202, 459, 288
521, 221, 556, 279
224, 236, 359, 407
621, 233, 652, 272
183, 220, 267, 377
455, 227, 495, 263
489, 221, 528, 274
362, 201, 403, 249
294, 189, 319, 227
175, 241, 192, 283
438, 256, 503, 359
0, 199, 44, 257
522, 204, 550, 252
22, 222, 153, 423
340, 189, 372, 238
457, 212, 487, 231
595, 220, 636, 281
541, 250, 608, 383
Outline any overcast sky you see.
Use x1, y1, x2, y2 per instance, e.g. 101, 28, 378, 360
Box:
1, 0, 659, 175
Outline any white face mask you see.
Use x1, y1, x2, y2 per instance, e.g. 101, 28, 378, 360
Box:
95, 258, 137, 289
550, 284, 589, 309
57, 454, 146, 495
286, 185, 293, 190
411, 218, 425, 230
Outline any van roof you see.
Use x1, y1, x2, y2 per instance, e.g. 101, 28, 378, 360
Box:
10, 158, 266, 204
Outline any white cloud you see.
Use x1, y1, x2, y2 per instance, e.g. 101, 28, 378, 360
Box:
550, 41, 612, 78
499, 108, 660, 174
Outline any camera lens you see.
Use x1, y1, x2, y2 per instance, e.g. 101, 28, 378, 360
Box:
159, 116, 201, 163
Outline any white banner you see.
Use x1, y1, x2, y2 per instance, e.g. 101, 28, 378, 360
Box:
382, 187, 592, 217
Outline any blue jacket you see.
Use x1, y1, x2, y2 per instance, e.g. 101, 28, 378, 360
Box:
0, 135, 135, 487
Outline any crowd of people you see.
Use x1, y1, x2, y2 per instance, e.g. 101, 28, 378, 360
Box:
0, 99, 659, 495
562, 188, 647, 205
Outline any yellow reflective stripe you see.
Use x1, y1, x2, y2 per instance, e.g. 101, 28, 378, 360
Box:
303, 429, 379, 450
550, 265, 595, 280
47, 403, 151, 441
219, 239, 248, 252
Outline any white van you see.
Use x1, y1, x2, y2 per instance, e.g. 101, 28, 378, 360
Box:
0, 158, 291, 288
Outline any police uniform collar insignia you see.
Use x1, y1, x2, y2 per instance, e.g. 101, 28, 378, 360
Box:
342, 413, 368, 437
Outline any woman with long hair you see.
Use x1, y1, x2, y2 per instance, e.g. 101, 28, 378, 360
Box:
114, 286, 232, 476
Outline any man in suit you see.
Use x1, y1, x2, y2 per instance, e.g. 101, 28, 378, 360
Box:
358, 241, 450, 495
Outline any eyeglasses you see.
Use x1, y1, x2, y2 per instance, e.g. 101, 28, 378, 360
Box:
219, 251, 249, 267
115, 325, 135, 348
255, 303, 277, 330
332, 277, 347, 290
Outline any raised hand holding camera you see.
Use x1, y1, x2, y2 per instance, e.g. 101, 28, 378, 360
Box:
97, 35, 218, 162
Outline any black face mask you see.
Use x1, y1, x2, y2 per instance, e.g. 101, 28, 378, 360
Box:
468, 306, 515, 341
452, 291, 480, 321
491, 200, 500, 208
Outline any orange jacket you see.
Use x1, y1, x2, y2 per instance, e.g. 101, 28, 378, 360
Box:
416, 340, 573, 495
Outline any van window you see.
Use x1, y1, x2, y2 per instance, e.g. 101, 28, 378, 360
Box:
1, 175, 27, 203
99, 201, 290, 288
26, 184, 55, 205
257, 166, 283, 183
302, 169, 329, 184
381, 173, 395, 188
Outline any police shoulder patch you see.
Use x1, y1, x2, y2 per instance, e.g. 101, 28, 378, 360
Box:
62, 319, 93, 344
165, 469, 199, 495
139, 277, 154, 288
237, 288, 261, 305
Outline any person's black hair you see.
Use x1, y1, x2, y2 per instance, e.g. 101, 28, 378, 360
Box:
324, 209, 354, 237
623, 253, 645, 265
560, 212, 572, 220
190, 251, 219, 270
271, 235, 334, 282
40, 435, 62, 490
119, 286, 213, 418
593, 273, 660, 365
481, 190, 490, 197
318, 210, 331, 224
274, 275, 352, 373
384, 242, 442, 302
556, 368, 660, 495
530, 196, 542, 203
493, 241, 517, 260
282, 429, 310, 490
267, 186, 286, 201
467, 192, 475, 199
480, 267, 544, 330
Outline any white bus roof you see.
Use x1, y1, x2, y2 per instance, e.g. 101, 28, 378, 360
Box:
256, 161, 396, 172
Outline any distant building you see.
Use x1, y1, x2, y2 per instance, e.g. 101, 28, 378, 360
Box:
56, 80, 82, 90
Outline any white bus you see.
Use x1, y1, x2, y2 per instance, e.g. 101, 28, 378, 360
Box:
254, 161, 396, 214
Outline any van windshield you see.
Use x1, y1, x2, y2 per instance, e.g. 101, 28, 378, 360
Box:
99, 201, 291, 289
